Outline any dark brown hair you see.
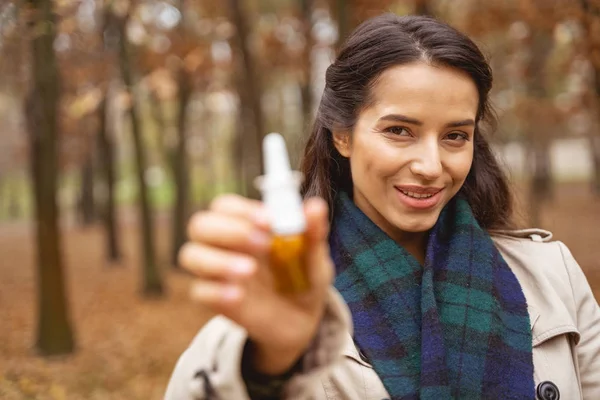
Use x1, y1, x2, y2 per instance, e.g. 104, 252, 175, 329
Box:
300, 14, 513, 230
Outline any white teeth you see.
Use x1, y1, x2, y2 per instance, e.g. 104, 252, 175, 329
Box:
400, 190, 433, 199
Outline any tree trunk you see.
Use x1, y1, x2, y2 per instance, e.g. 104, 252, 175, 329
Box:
171, 67, 192, 267
335, 0, 351, 50
116, 13, 163, 296
26, 0, 75, 355
524, 31, 554, 226
527, 140, 552, 227
415, 0, 433, 15
148, 91, 174, 172
299, 0, 314, 128
229, 0, 264, 199
79, 157, 95, 225
580, 0, 600, 194
590, 133, 600, 194
590, 58, 600, 195
97, 93, 121, 263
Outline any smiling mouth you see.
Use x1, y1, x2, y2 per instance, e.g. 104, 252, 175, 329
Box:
394, 186, 444, 209
397, 189, 435, 199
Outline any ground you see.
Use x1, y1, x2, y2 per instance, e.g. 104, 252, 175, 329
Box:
0, 182, 598, 400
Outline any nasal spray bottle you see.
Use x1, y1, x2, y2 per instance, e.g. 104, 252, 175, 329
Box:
255, 133, 310, 294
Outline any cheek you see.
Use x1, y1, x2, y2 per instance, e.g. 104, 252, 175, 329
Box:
349, 136, 373, 177
351, 136, 400, 179
349, 152, 374, 188
447, 150, 474, 184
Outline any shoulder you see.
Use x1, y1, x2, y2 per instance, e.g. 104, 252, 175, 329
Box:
489, 228, 572, 288
489, 228, 581, 340
488, 227, 573, 291
489, 227, 554, 244
489, 227, 562, 265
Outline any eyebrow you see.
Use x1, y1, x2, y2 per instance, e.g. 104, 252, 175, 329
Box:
378, 114, 475, 128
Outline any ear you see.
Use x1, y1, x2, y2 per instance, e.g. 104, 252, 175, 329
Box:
332, 130, 351, 158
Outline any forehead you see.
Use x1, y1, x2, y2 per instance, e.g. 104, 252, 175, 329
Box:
365, 62, 479, 119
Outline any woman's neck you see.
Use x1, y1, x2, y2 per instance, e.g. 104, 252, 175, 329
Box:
351, 191, 429, 265
387, 229, 428, 265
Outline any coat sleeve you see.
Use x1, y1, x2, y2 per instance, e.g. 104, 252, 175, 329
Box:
163, 288, 353, 400
559, 242, 600, 398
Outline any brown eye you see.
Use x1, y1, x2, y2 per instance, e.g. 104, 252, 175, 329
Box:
445, 132, 469, 141
385, 126, 411, 136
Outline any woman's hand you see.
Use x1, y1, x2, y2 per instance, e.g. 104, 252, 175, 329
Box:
179, 194, 334, 375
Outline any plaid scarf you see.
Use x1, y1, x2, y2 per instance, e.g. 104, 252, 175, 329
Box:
330, 192, 534, 399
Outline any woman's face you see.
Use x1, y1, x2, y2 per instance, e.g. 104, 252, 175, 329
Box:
333, 62, 478, 240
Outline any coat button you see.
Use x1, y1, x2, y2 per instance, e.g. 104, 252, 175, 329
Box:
537, 381, 560, 400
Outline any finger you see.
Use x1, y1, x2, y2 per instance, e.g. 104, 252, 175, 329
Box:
179, 242, 257, 280
189, 280, 245, 311
304, 197, 330, 244
187, 211, 271, 255
210, 194, 270, 230
303, 197, 334, 291
304, 240, 335, 292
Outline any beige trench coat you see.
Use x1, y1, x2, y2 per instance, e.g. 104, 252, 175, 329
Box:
164, 229, 600, 399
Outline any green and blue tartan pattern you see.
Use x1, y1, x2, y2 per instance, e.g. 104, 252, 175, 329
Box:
330, 192, 534, 399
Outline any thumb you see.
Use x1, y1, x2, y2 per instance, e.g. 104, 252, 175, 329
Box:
304, 197, 330, 246
303, 197, 334, 289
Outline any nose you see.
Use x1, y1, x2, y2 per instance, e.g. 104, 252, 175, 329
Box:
409, 138, 443, 180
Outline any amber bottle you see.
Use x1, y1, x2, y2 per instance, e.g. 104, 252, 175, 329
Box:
257, 133, 310, 294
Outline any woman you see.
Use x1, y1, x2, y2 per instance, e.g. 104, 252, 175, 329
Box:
165, 14, 600, 400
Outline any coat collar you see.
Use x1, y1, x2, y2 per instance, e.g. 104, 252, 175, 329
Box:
491, 230, 580, 346
489, 228, 553, 243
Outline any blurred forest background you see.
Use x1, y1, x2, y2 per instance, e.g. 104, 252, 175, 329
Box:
0, 0, 599, 398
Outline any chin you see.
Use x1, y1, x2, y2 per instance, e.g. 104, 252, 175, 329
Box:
390, 212, 439, 233
398, 223, 435, 233
393, 215, 437, 233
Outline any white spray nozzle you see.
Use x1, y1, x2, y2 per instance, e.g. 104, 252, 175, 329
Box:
264, 133, 292, 180
256, 133, 306, 235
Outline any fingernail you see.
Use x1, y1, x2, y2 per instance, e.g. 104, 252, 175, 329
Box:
231, 258, 254, 275
253, 208, 270, 226
222, 286, 241, 301
250, 231, 271, 249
